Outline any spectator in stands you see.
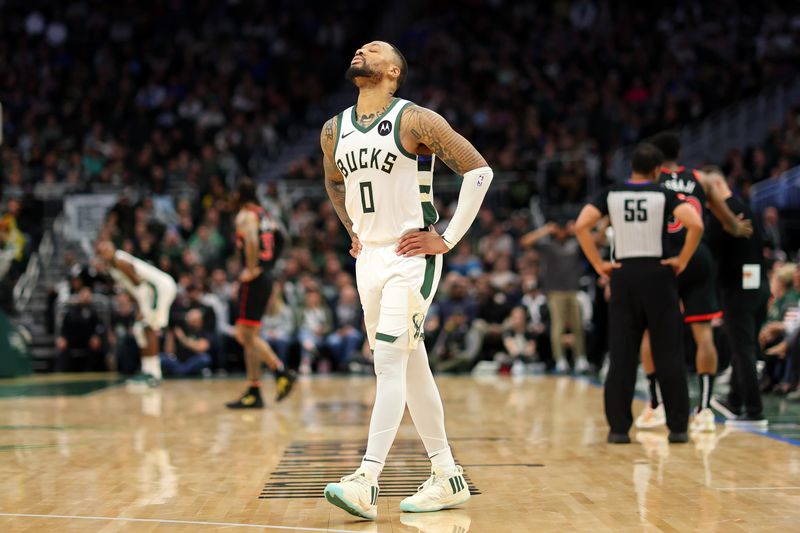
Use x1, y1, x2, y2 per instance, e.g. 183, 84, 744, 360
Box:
488, 254, 520, 292
479, 223, 515, 265
472, 274, 514, 362
521, 278, 551, 361
298, 287, 332, 374
759, 264, 800, 392
109, 292, 139, 375
0, 219, 16, 315
448, 242, 483, 278
56, 287, 106, 372
0, 202, 26, 266
8, 3, 800, 378
501, 306, 538, 369
437, 274, 478, 326
321, 253, 346, 302
160, 309, 213, 377
520, 220, 590, 373
326, 284, 364, 371
189, 222, 226, 269
260, 282, 295, 366
209, 268, 232, 303
762, 207, 787, 256
429, 306, 480, 374
768, 310, 800, 397
180, 283, 217, 333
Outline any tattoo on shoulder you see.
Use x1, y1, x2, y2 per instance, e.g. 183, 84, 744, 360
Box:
402, 105, 487, 174
327, 179, 345, 192
322, 116, 337, 149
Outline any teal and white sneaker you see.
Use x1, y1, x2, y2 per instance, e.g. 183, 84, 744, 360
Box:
125, 373, 161, 390
400, 466, 470, 513
324, 468, 379, 520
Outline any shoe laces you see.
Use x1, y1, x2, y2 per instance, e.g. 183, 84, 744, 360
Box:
340, 471, 372, 487
416, 473, 438, 493
416, 466, 462, 493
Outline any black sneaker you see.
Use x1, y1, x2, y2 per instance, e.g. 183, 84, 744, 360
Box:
226, 388, 264, 409
727, 414, 768, 429
275, 369, 298, 402
668, 431, 689, 443
710, 396, 741, 420
607, 432, 631, 444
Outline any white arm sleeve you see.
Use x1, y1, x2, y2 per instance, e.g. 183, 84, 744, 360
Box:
441, 166, 494, 249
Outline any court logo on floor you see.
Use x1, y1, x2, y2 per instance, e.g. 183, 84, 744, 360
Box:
260, 439, 480, 499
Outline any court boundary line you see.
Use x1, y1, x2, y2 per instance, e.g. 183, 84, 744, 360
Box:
0, 512, 362, 532
714, 486, 800, 491
569, 374, 800, 448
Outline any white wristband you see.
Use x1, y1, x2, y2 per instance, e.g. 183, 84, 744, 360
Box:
441, 166, 493, 249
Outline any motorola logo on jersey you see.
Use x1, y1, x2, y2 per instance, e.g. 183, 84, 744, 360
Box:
336, 148, 398, 178
377, 120, 392, 136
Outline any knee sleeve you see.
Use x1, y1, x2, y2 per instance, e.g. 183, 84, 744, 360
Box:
406, 341, 449, 455
374, 332, 410, 375
364, 333, 410, 465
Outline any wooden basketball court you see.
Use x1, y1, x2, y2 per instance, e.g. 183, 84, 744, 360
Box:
0, 373, 798, 532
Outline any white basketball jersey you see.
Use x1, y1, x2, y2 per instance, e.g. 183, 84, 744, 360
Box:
109, 250, 172, 304
333, 98, 438, 244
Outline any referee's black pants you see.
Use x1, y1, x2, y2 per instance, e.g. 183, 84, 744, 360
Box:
607, 259, 689, 434
720, 285, 769, 417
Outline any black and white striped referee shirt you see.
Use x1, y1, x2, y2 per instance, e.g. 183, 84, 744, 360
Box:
591, 182, 684, 259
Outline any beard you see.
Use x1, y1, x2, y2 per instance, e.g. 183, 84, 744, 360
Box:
345, 62, 378, 83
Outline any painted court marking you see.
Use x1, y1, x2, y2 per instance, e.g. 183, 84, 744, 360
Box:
571, 374, 800, 448
0, 513, 362, 532
714, 486, 800, 491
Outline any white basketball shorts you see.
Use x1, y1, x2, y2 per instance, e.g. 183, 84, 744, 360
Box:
356, 242, 443, 350
136, 273, 177, 331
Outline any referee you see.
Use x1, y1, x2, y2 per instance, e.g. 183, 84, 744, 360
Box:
703, 166, 769, 427
575, 143, 703, 443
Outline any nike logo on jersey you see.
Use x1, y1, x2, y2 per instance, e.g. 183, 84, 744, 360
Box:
336, 149, 397, 178
341, 130, 354, 138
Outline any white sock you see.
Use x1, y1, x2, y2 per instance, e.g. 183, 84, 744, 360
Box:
429, 446, 457, 474
406, 342, 456, 472
362, 337, 409, 479
142, 356, 162, 379
360, 455, 383, 479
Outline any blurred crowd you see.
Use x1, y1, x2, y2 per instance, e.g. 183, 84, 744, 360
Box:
722, 105, 800, 200
47, 173, 800, 384
1, 0, 377, 193
4, 2, 800, 200
0, 1, 799, 380
760, 263, 800, 400
0, 194, 45, 315
287, 2, 800, 202
48, 189, 603, 376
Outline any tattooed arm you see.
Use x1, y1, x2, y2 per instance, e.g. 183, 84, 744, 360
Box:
321, 115, 361, 258
396, 105, 494, 256
400, 105, 488, 174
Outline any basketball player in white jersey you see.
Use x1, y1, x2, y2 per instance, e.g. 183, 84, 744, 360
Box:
320, 41, 493, 519
97, 240, 177, 387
